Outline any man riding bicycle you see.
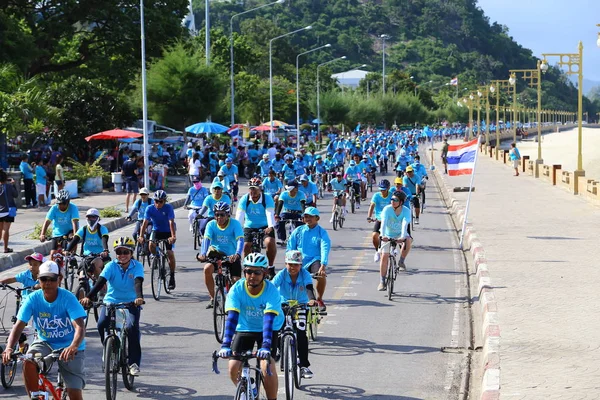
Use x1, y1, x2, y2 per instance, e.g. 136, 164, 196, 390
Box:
198, 201, 244, 309
184, 176, 210, 231
257, 154, 273, 177
262, 169, 283, 202
235, 178, 277, 278
219, 158, 239, 201
367, 179, 393, 263
80, 237, 144, 376
218, 253, 283, 400
403, 166, 421, 224
298, 174, 318, 207
65, 208, 110, 279
344, 160, 362, 209
40, 189, 79, 256
327, 171, 348, 222
274, 180, 306, 245
410, 155, 428, 210
378, 191, 412, 291
138, 190, 177, 290
126, 187, 153, 241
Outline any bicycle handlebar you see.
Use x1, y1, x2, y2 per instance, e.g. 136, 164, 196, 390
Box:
0, 283, 34, 293
212, 350, 272, 376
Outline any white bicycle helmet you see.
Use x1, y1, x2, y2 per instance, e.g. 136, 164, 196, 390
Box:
242, 253, 268, 269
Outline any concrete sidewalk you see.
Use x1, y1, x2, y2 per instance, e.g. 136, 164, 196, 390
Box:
431, 141, 600, 399
0, 177, 189, 272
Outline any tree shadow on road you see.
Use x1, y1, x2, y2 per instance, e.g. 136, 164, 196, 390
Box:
326, 298, 395, 308
134, 383, 232, 399
309, 336, 440, 357
301, 383, 423, 399
139, 322, 212, 336
387, 291, 468, 305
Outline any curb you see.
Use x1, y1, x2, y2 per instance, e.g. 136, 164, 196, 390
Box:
428, 148, 501, 400
0, 197, 187, 273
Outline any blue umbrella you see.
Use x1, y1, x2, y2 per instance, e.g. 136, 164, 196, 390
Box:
185, 122, 229, 134
312, 118, 322, 124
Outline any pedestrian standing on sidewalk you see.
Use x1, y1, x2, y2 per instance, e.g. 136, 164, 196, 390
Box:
35, 158, 47, 207
55, 155, 65, 192
509, 142, 521, 177
0, 169, 18, 253
122, 152, 138, 213
441, 138, 449, 174
20, 154, 36, 208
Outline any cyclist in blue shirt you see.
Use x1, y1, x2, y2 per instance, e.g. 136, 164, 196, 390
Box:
66, 208, 110, 279
313, 155, 327, 174
271, 153, 285, 175
0, 252, 44, 295
3, 261, 86, 399
274, 180, 306, 244
198, 181, 232, 233
333, 148, 345, 169
184, 176, 210, 231
327, 171, 348, 219
378, 191, 412, 291
236, 177, 277, 277
403, 166, 421, 224
40, 190, 79, 256
138, 190, 177, 290
126, 187, 153, 241
281, 155, 296, 182
324, 154, 336, 172
272, 250, 316, 379
81, 237, 144, 377
213, 169, 231, 195
257, 154, 273, 177
219, 253, 283, 400
410, 155, 429, 209
344, 160, 362, 209
262, 169, 283, 201
287, 207, 330, 313
293, 153, 306, 176
299, 174, 318, 207
219, 158, 239, 201
367, 179, 393, 263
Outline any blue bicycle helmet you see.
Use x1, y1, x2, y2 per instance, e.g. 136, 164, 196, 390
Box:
378, 179, 390, 190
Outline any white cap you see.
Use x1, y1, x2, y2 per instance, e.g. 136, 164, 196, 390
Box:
38, 261, 60, 278
86, 208, 100, 217
187, 142, 193, 148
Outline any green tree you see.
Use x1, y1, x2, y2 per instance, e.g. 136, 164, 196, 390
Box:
135, 42, 226, 131
312, 91, 349, 126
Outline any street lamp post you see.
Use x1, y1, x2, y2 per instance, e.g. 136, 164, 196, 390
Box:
296, 44, 331, 150
140, 0, 150, 187
478, 85, 491, 150
541, 42, 585, 193
380, 34, 390, 94
510, 60, 543, 176
463, 95, 474, 139
414, 80, 433, 96
597, 24, 600, 47
317, 56, 346, 137
230, 0, 285, 126
508, 73, 518, 143
269, 25, 312, 143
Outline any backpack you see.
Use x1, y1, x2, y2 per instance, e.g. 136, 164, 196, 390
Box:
80, 225, 104, 256
245, 193, 267, 212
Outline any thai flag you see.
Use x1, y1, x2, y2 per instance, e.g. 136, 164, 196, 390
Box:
447, 138, 478, 176
450, 77, 458, 86
227, 127, 240, 137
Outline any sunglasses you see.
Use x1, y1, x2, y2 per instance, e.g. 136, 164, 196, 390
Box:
155, 200, 165, 204
213, 187, 223, 190
40, 276, 58, 282
244, 269, 263, 276
116, 249, 132, 255
215, 213, 228, 218
391, 198, 401, 202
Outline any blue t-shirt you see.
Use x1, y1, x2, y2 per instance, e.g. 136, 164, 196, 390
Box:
403, 175, 419, 196
205, 219, 244, 255
257, 160, 273, 176
46, 204, 79, 237
35, 165, 47, 185
287, 224, 331, 268
219, 164, 238, 182
17, 288, 87, 351
239, 194, 275, 228
131, 199, 153, 221
272, 268, 313, 304
313, 161, 327, 174
282, 164, 296, 182
187, 186, 210, 208
225, 279, 284, 332
329, 178, 347, 192
381, 204, 411, 238
15, 270, 38, 298
279, 191, 306, 213
202, 194, 231, 218
345, 166, 361, 181
371, 191, 393, 220
20, 161, 33, 179
100, 259, 145, 304
262, 178, 282, 196
74, 225, 109, 255
272, 159, 285, 173
143, 203, 175, 233
299, 182, 318, 204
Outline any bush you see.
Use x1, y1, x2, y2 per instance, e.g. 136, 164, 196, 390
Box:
99, 207, 122, 218
27, 223, 52, 240
65, 151, 110, 190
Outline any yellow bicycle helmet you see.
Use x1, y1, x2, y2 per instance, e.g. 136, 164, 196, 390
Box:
113, 236, 135, 251
394, 177, 403, 185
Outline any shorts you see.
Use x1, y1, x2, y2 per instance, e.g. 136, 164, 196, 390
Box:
0, 215, 14, 223
243, 227, 275, 242
231, 330, 280, 360
512, 159, 519, 169
55, 180, 63, 187
150, 231, 174, 251
125, 180, 139, 194
51, 231, 74, 251
36, 183, 46, 197
28, 341, 85, 390
305, 260, 321, 274
411, 196, 420, 209
210, 258, 242, 278
372, 220, 381, 234
380, 238, 408, 254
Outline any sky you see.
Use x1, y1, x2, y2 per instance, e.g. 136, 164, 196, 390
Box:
477, 0, 600, 87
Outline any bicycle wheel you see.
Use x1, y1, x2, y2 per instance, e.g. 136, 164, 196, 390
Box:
283, 335, 295, 400
150, 256, 162, 301
0, 354, 17, 388
104, 336, 119, 400
410, 203, 415, 232
293, 338, 301, 389
121, 334, 135, 390
162, 257, 172, 295
350, 195, 355, 214
193, 220, 200, 250
339, 211, 345, 228
308, 307, 318, 341
233, 378, 249, 400
68, 268, 75, 293
332, 210, 338, 231
75, 285, 90, 328
213, 286, 226, 344
387, 255, 396, 301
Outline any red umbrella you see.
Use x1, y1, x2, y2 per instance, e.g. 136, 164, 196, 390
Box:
85, 129, 143, 142
252, 125, 274, 132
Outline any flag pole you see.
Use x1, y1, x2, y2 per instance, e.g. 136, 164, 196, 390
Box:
459, 135, 481, 249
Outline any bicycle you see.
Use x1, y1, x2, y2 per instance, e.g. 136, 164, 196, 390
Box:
306, 274, 324, 341
93, 301, 141, 400
0, 283, 34, 388
385, 238, 405, 301
315, 173, 325, 199
248, 229, 266, 254
331, 191, 345, 231
188, 207, 206, 250
279, 212, 302, 246
419, 178, 427, 212
134, 223, 152, 269
71, 254, 104, 328
212, 350, 270, 400
347, 182, 357, 214
409, 196, 417, 231
148, 239, 172, 301
279, 300, 304, 398
209, 255, 232, 344
6, 349, 68, 399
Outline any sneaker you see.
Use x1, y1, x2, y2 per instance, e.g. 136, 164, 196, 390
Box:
317, 300, 327, 315
415, 218, 419, 225
301, 367, 314, 379
206, 299, 214, 309
267, 267, 276, 280
398, 261, 406, 271
377, 282, 386, 291
329, 216, 334, 223
344, 209, 349, 214
356, 203, 361, 209
168, 276, 176, 290
373, 251, 380, 263
129, 363, 140, 376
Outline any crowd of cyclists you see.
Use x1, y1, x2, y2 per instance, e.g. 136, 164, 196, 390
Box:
0, 127, 436, 399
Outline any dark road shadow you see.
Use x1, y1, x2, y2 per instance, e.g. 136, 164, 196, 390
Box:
301, 384, 424, 399
309, 336, 440, 357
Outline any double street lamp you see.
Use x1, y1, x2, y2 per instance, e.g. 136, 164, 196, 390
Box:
489, 79, 513, 159
317, 56, 346, 136
229, 0, 285, 125
380, 34, 390, 94
296, 44, 331, 150
415, 80, 433, 96
269, 25, 313, 142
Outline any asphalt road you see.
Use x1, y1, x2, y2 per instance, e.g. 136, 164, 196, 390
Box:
0, 169, 470, 400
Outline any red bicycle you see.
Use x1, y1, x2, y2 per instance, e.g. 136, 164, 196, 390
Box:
9, 348, 68, 400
